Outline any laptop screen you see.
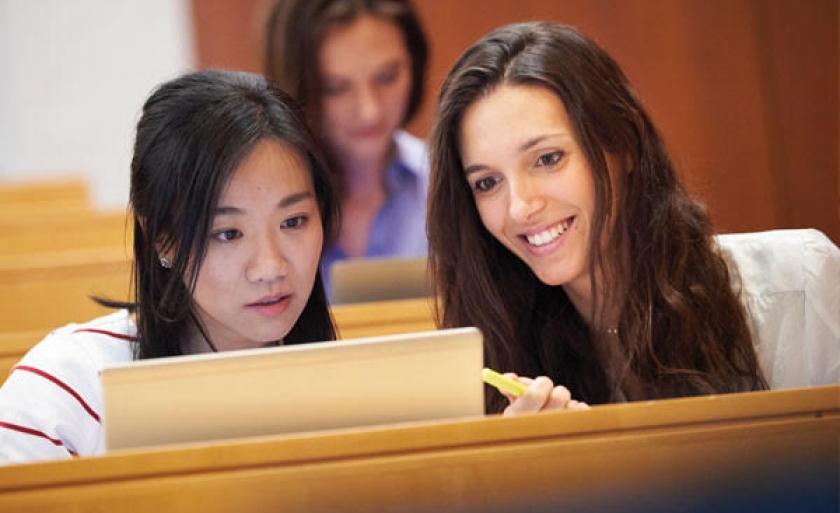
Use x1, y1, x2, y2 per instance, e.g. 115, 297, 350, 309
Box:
101, 327, 484, 451
330, 256, 431, 305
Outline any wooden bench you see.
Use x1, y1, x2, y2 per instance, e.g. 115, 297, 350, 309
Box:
0, 247, 133, 333
0, 178, 89, 206
0, 385, 836, 512
0, 178, 93, 221
0, 213, 132, 255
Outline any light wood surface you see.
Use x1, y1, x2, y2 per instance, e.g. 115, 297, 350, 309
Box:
0, 178, 88, 207
0, 179, 92, 223
0, 385, 836, 512
0, 247, 133, 334
0, 213, 131, 255
332, 297, 437, 339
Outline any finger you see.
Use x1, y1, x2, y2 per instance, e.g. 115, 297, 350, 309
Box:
567, 400, 591, 411
499, 375, 533, 402
503, 376, 554, 416
544, 385, 572, 410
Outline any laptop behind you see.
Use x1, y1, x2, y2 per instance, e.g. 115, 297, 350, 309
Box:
101, 327, 483, 451
330, 256, 431, 305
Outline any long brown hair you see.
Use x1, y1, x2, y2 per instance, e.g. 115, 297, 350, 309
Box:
428, 22, 767, 412
264, 0, 427, 134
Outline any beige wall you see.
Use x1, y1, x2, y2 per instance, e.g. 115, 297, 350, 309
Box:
191, 0, 839, 243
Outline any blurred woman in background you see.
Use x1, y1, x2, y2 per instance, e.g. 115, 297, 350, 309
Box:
265, 0, 430, 296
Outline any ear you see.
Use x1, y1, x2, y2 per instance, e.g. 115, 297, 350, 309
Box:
156, 241, 175, 269
139, 216, 174, 269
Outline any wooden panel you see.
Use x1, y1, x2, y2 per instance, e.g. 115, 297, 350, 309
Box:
332, 297, 436, 339
0, 178, 88, 206
0, 213, 131, 255
0, 248, 133, 333
0, 385, 836, 512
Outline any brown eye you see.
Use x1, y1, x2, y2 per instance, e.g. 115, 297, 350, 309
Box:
213, 229, 241, 242
281, 215, 309, 229
536, 151, 564, 167
474, 176, 500, 192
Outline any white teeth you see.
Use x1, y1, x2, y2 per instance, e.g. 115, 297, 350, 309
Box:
526, 219, 571, 247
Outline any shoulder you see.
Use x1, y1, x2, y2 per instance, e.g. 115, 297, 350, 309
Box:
716, 229, 839, 296
393, 130, 429, 177
7, 309, 136, 408
0, 311, 136, 463
26, 310, 137, 369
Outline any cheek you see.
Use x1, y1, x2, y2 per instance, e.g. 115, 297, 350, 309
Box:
319, 98, 348, 133
475, 197, 505, 237
191, 253, 229, 296
388, 78, 411, 113
299, 226, 325, 275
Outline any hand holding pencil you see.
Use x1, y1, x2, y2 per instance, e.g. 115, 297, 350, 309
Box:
482, 368, 590, 416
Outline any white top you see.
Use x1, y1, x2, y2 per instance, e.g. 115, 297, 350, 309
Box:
0, 310, 135, 464
718, 229, 840, 388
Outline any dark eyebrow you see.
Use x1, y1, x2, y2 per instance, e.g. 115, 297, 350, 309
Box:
518, 134, 566, 153
214, 191, 315, 216
464, 133, 569, 176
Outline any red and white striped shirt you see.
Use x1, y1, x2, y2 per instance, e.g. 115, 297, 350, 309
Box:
0, 310, 135, 465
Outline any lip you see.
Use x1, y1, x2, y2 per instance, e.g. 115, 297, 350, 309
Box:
351, 125, 386, 138
246, 294, 292, 317
518, 217, 575, 256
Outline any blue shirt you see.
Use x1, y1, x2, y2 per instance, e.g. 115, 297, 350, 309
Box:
321, 130, 429, 298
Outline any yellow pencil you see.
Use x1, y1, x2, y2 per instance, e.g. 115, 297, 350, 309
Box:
482, 367, 528, 397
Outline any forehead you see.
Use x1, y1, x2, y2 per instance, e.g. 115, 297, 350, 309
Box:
220, 139, 314, 201
318, 14, 408, 76
459, 84, 574, 158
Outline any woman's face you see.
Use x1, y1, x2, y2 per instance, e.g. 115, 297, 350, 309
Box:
317, 14, 412, 169
459, 84, 600, 305
189, 139, 323, 351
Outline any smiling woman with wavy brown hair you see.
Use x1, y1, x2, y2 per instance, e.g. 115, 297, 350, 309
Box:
428, 22, 769, 414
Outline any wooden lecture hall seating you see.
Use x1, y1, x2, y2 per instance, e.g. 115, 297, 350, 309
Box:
0, 384, 836, 512
1, 181, 838, 511
0, 178, 90, 219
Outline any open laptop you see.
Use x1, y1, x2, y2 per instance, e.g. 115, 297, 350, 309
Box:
330, 256, 431, 305
101, 327, 484, 451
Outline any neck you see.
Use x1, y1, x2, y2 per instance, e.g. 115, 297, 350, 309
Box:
563, 273, 620, 336
337, 145, 395, 198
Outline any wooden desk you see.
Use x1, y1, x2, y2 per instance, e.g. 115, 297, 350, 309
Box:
0, 247, 132, 333
0, 179, 88, 208
0, 213, 131, 255
0, 385, 836, 512
332, 297, 437, 339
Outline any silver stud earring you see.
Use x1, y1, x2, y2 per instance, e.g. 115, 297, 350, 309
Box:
159, 257, 171, 269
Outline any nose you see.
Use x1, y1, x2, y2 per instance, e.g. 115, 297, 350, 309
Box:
245, 232, 288, 284
355, 84, 382, 124
508, 174, 545, 223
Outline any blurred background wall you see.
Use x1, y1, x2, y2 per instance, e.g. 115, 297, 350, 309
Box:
0, 0, 195, 210
1, 0, 837, 243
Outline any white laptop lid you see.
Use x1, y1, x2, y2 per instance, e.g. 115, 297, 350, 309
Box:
330, 256, 431, 305
101, 327, 483, 451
